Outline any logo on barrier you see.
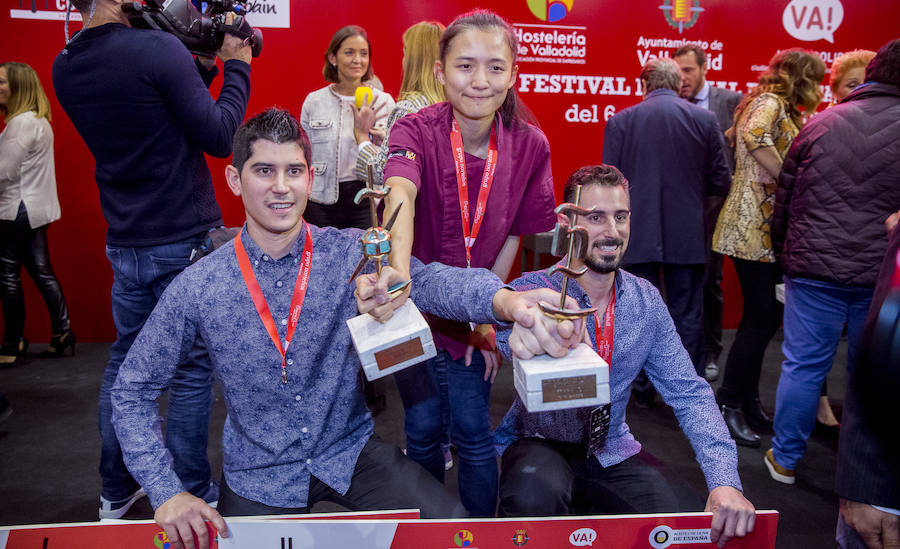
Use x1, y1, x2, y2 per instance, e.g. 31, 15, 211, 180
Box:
454, 529, 475, 547
569, 527, 597, 546
659, 0, 704, 33
153, 531, 173, 549
649, 526, 674, 548
648, 525, 712, 548
527, 0, 574, 22
512, 529, 530, 545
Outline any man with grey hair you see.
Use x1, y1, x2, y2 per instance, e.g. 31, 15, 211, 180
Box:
603, 56, 731, 406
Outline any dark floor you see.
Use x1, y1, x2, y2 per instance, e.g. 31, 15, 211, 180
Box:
0, 331, 847, 548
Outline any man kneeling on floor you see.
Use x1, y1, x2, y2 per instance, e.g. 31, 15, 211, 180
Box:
494, 165, 756, 548
111, 108, 579, 548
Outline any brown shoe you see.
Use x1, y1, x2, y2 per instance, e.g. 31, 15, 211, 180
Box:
764, 448, 795, 484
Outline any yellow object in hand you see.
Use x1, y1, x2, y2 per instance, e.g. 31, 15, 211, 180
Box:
355, 86, 373, 109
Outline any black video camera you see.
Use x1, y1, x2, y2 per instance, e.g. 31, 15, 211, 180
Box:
123, 0, 262, 58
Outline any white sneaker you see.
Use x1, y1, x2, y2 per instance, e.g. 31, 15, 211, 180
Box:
764, 448, 796, 485
99, 487, 146, 519
704, 362, 720, 382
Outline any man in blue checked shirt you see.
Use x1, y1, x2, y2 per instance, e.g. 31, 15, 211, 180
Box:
494, 165, 756, 549
111, 108, 580, 549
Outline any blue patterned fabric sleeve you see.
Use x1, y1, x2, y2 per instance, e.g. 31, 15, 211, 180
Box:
111, 273, 199, 508
410, 259, 506, 324
639, 283, 743, 492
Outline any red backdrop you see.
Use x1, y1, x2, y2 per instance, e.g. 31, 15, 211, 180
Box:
1, 0, 897, 342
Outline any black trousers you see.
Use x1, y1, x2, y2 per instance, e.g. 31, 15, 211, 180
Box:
0, 202, 70, 345
217, 435, 467, 519
704, 196, 726, 365
304, 181, 371, 230
626, 262, 705, 374
717, 257, 783, 408
498, 438, 704, 517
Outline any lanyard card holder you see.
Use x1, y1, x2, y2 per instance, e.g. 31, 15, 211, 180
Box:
587, 403, 612, 457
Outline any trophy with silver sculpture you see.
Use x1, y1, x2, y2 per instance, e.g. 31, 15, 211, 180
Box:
513, 184, 611, 412
346, 166, 436, 380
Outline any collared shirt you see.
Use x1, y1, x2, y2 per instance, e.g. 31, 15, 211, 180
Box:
384, 101, 557, 358
495, 268, 742, 493
112, 223, 505, 509
693, 81, 711, 110
0, 111, 60, 228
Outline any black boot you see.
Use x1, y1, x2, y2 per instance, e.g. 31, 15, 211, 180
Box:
0, 338, 28, 368
742, 395, 773, 430
720, 405, 761, 447
39, 331, 77, 358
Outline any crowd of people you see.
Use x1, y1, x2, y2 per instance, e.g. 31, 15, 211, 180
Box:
1, 2, 898, 548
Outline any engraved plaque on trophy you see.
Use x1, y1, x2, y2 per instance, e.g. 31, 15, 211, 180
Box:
513, 185, 611, 412
346, 166, 436, 381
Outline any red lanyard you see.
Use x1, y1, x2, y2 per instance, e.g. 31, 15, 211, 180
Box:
592, 284, 616, 366
234, 224, 313, 384
450, 117, 499, 268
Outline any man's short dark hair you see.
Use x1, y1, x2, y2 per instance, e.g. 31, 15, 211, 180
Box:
232, 108, 312, 173
673, 44, 707, 67
865, 38, 900, 88
563, 164, 630, 204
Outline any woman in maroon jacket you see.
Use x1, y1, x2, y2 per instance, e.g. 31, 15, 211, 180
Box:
383, 10, 556, 516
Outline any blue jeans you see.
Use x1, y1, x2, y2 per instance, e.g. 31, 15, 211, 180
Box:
99, 236, 214, 501
772, 277, 872, 470
394, 350, 496, 516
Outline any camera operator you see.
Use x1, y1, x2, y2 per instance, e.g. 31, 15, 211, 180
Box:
52, 0, 252, 519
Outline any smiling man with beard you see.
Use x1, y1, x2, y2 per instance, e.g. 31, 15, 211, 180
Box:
493, 165, 756, 549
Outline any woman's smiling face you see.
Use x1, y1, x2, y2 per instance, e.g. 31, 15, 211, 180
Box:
437, 28, 517, 124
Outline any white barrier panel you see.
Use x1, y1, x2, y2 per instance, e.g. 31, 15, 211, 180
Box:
0, 510, 778, 549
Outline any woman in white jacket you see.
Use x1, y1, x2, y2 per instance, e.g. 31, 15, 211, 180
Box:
0, 62, 73, 365
300, 25, 395, 229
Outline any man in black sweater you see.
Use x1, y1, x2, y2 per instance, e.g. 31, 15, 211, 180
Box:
52, 0, 252, 519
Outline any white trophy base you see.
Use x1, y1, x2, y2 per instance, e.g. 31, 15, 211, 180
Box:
347, 299, 436, 381
513, 342, 610, 412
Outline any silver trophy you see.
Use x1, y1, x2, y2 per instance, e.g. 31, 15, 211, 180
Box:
513, 184, 611, 412
345, 165, 436, 380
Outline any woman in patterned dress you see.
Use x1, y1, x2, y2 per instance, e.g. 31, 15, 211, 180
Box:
712, 49, 825, 447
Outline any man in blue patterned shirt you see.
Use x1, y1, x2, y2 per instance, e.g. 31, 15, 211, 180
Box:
495, 165, 756, 548
111, 108, 578, 548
